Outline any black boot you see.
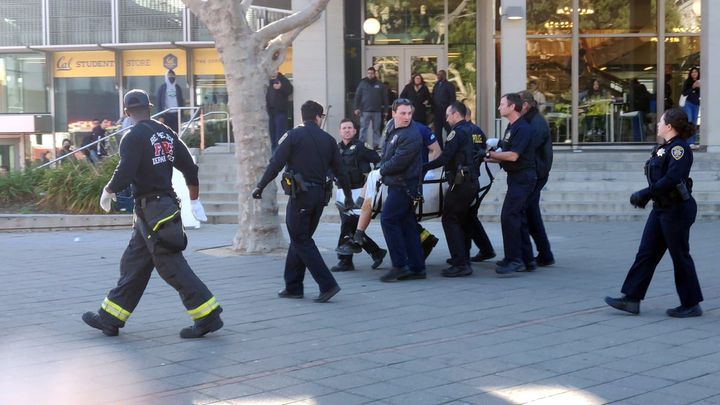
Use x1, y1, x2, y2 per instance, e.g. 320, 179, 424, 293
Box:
82, 311, 119, 336
420, 229, 439, 259
336, 230, 364, 255
331, 257, 355, 272
180, 307, 224, 339
370, 249, 387, 269
604, 295, 640, 315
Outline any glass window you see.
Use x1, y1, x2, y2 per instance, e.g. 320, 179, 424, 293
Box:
0, 54, 48, 113
527, 38, 572, 142
527, 0, 572, 35
365, 0, 445, 45
119, 0, 184, 43
579, 0, 656, 34
54, 78, 119, 132
665, 35, 700, 109
666, 0, 701, 34
124, 75, 189, 112
448, 0, 477, 118
0, 0, 43, 46
49, 0, 112, 45
190, 14, 212, 42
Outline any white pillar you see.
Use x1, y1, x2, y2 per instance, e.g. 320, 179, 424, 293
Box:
291, 0, 345, 138
701, 0, 719, 151
499, 0, 527, 95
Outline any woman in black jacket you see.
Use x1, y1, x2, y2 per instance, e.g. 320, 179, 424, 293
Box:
400, 73, 431, 124
681, 67, 700, 146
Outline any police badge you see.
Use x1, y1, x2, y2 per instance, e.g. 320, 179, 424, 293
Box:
671, 145, 684, 160
447, 130, 455, 141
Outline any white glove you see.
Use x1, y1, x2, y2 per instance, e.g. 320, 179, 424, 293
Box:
486, 138, 500, 150
191, 199, 208, 222
99, 188, 116, 213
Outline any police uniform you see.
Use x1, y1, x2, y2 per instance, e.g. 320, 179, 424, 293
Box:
424, 120, 479, 276
620, 137, 702, 309
497, 117, 536, 273
334, 139, 383, 270
466, 121, 495, 261
86, 118, 222, 337
524, 107, 554, 266
378, 122, 426, 281
256, 120, 352, 298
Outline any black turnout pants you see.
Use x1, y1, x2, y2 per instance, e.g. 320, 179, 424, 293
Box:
100, 200, 215, 327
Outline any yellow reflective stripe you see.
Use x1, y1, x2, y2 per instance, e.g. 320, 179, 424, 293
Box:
101, 297, 131, 322
152, 210, 180, 232
187, 296, 219, 320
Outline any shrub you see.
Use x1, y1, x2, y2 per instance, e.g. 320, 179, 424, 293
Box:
0, 168, 45, 207
182, 118, 233, 148
37, 156, 119, 214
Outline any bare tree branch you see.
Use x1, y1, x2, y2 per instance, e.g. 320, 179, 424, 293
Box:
255, 0, 330, 45
448, 0, 470, 24
184, 0, 253, 40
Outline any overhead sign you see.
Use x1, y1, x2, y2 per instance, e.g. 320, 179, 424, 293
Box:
192, 48, 293, 76
122, 49, 187, 76
53, 51, 116, 78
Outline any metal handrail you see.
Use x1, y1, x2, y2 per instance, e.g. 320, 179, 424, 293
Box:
37, 106, 201, 169
183, 111, 232, 152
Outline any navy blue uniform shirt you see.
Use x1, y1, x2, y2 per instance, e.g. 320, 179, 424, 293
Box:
423, 120, 476, 177
646, 136, 693, 197
501, 117, 536, 173
108, 119, 198, 196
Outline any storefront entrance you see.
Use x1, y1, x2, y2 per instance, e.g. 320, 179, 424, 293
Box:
365, 46, 447, 100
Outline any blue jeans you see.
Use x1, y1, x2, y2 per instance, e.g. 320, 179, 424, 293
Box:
683, 102, 699, 144
268, 111, 288, 150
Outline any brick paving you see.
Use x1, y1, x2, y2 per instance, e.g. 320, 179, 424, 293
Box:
1, 219, 719, 404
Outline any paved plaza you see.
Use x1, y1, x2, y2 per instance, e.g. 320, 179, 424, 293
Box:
1, 218, 719, 405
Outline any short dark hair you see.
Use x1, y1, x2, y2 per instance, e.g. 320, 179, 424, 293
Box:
392, 98, 414, 112
663, 107, 696, 140
367, 66, 376, 72
340, 118, 354, 125
448, 101, 467, 117
518, 90, 537, 108
301, 100, 324, 121
92, 118, 100, 123
502, 93, 523, 112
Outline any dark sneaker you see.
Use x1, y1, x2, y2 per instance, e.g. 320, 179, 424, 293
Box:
278, 289, 304, 299
330, 259, 355, 272
604, 296, 640, 315
398, 270, 427, 280
336, 241, 362, 255
442, 265, 473, 278
471, 251, 497, 262
314, 285, 341, 303
370, 249, 387, 270
496, 259, 507, 267
380, 267, 405, 282
517, 261, 537, 272
82, 311, 119, 336
536, 256, 555, 267
180, 308, 224, 339
421, 234, 439, 259
496, 260, 523, 275
666, 304, 702, 318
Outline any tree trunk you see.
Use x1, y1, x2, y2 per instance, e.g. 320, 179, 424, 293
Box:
217, 41, 286, 253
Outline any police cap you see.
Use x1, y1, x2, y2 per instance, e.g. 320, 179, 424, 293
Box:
123, 89, 153, 109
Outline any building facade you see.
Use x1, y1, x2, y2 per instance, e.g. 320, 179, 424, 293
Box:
1, 0, 717, 170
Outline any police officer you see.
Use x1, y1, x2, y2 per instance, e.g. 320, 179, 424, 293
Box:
253, 100, 354, 302
465, 112, 496, 263
332, 118, 386, 272
486, 93, 537, 275
82, 89, 222, 339
423, 101, 479, 277
605, 108, 703, 317
378, 99, 426, 282
519, 90, 555, 268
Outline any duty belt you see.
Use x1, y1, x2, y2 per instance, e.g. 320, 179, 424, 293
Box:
134, 190, 177, 208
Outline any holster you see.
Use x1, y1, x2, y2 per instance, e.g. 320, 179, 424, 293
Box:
136, 196, 187, 254
323, 179, 333, 206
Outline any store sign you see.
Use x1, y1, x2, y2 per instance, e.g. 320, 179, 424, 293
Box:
192, 48, 293, 76
123, 49, 187, 76
53, 51, 116, 78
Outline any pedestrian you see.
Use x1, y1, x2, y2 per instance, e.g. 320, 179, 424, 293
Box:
82, 89, 221, 339
518, 90, 555, 268
331, 118, 386, 272
605, 107, 702, 318
486, 93, 537, 275
58, 139, 77, 164
252, 100, 354, 303
156, 69, 185, 133
354, 67, 388, 149
266, 71, 293, 150
423, 101, 479, 277
680, 67, 700, 147
431, 69, 456, 143
376, 99, 426, 282
400, 73, 431, 124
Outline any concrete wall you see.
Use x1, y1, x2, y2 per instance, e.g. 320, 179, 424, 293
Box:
291, 0, 345, 138
701, 0, 718, 151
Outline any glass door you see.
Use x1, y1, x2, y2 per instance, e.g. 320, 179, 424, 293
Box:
365, 46, 446, 96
